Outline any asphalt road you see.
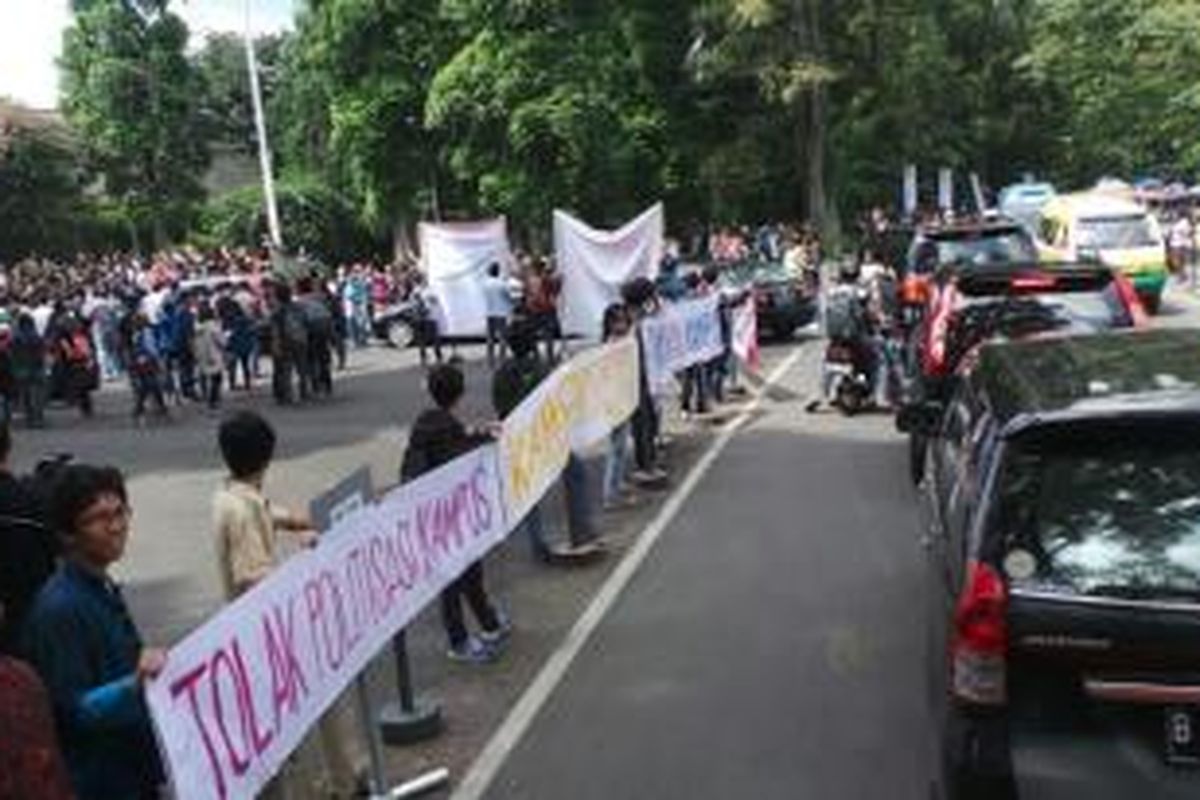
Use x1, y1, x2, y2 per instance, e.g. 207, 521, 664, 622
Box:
483, 342, 933, 800
475, 285, 1200, 800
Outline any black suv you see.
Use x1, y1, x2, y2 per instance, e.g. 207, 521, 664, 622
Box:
899, 264, 1143, 483
910, 329, 1200, 799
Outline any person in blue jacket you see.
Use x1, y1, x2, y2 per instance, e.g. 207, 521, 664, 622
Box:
21, 464, 166, 799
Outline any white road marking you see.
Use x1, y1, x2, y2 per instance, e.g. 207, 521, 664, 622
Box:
452, 345, 808, 800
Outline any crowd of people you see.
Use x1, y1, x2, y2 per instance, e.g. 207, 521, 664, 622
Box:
0, 215, 825, 796
0, 248, 426, 425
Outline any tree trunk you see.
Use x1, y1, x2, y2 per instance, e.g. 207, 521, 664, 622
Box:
393, 216, 415, 264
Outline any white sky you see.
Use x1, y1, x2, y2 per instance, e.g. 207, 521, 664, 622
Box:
0, 0, 297, 109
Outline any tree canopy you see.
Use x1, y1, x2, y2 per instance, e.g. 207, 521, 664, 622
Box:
3, 0, 1198, 262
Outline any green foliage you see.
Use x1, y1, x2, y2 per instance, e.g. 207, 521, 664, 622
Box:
199, 178, 382, 262
28, 0, 1200, 259
0, 128, 85, 260
60, 0, 209, 248
1022, 0, 1200, 182
193, 32, 287, 156
427, 2, 677, 241
276, 0, 455, 241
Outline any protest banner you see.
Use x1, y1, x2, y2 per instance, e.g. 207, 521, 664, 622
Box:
554, 204, 664, 340
731, 296, 761, 372
639, 295, 725, 391
147, 446, 507, 800
421, 219, 513, 336
497, 337, 639, 522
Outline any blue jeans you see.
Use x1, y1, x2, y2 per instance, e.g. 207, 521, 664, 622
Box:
519, 502, 551, 561
603, 423, 631, 505
521, 454, 597, 559
564, 454, 596, 547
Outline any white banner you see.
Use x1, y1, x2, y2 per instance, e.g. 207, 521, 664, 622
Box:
147, 447, 508, 800
731, 296, 760, 372
639, 296, 725, 391
148, 338, 641, 798
554, 204, 664, 340
421, 219, 513, 336
498, 337, 639, 523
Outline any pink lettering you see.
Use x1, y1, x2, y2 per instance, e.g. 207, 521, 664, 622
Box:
210, 647, 251, 777
231, 639, 274, 757
170, 663, 227, 800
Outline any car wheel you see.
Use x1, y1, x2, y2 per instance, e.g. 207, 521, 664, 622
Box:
387, 319, 415, 349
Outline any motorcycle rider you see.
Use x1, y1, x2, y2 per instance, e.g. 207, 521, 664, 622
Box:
806, 258, 890, 412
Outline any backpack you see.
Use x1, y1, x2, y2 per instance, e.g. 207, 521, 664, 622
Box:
825, 288, 866, 342
300, 297, 333, 339
282, 305, 309, 350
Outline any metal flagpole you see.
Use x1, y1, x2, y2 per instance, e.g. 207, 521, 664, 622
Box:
244, 0, 283, 252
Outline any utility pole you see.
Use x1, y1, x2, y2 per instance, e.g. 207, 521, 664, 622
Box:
244, 0, 283, 252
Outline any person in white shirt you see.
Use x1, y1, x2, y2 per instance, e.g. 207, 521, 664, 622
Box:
482, 262, 513, 367
1169, 214, 1195, 284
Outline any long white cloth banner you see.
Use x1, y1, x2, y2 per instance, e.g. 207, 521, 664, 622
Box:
639, 296, 725, 391
147, 338, 641, 800
498, 336, 640, 523
554, 204, 664, 340
421, 219, 513, 336
147, 446, 508, 800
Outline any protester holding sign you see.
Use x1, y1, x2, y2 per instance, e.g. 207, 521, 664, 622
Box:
20, 465, 166, 799
493, 321, 602, 560
212, 412, 359, 798
403, 364, 510, 664
601, 304, 637, 510
621, 278, 668, 486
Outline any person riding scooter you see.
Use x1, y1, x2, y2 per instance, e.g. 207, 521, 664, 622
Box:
807, 260, 890, 413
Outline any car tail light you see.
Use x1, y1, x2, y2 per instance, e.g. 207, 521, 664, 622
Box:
1113, 274, 1148, 327
1010, 274, 1057, 292
951, 560, 1008, 706
902, 274, 929, 306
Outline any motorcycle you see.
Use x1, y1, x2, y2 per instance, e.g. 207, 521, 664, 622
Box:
823, 339, 874, 416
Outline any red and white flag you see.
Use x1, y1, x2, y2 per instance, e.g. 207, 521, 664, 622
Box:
732, 296, 760, 372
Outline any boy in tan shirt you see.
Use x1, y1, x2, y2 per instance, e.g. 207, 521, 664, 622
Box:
214, 411, 359, 798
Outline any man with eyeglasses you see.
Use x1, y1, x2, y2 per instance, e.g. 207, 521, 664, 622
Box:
20, 464, 166, 800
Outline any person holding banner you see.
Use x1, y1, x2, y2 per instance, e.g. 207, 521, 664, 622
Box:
213, 412, 361, 798
621, 278, 667, 486
20, 465, 166, 800
493, 321, 603, 560
601, 304, 637, 510
403, 364, 510, 663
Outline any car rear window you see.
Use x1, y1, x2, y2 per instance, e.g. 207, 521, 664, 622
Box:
934, 232, 1037, 270
993, 428, 1200, 600
1076, 215, 1158, 249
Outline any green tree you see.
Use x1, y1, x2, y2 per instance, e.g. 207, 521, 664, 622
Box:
279, 0, 456, 254
1022, 0, 1200, 182
194, 32, 287, 157
0, 126, 84, 260
198, 177, 381, 262
60, 0, 209, 249
428, 1, 675, 244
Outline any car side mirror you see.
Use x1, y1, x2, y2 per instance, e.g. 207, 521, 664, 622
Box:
896, 401, 945, 436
